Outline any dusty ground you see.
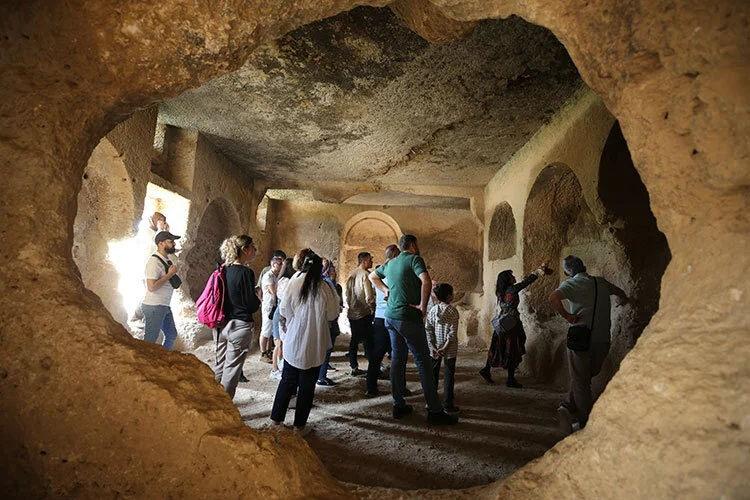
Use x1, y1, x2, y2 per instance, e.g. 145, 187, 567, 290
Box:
195, 335, 566, 491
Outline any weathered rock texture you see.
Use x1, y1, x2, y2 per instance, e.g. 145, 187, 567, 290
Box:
482, 88, 671, 391
184, 197, 242, 302
0, 1, 748, 499
73, 138, 137, 326
159, 7, 580, 192
74, 109, 271, 350
267, 199, 482, 297
487, 201, 516, 261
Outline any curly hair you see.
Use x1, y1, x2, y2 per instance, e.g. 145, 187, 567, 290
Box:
220, 235, 254, 264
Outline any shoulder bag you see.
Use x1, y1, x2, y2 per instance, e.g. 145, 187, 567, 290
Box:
566, 277, 597, 351
152, 254, 182, 289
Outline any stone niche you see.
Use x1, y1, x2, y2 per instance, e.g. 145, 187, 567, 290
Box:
522, 163, 598, 321
487, 201, 517, 261
183, 198, 241, 301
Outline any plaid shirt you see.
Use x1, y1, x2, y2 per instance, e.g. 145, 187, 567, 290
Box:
425, 303, 459, 359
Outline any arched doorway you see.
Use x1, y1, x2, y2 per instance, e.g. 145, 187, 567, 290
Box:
72, 137, 136, 326
339, 211, 402, 283
183, 198, 242, 301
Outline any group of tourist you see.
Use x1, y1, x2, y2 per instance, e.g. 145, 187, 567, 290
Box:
137, 211, 630, 436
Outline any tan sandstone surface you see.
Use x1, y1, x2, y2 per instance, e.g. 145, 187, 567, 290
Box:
0, 1, 748, 499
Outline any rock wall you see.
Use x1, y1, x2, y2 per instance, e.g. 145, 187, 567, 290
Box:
267, 199, 482, 296
72, 138, 137, 326
0, 1, 747, 499
73, 110, 266, 350
482, 89, 669, 388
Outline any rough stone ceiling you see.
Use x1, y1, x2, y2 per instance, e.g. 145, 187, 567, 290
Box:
344, 191, 470, 209
159, 6, 581, 190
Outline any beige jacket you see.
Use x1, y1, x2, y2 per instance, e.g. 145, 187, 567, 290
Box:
345, 267, 375, 320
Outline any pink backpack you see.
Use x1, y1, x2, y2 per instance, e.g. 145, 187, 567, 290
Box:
196, 265, 226, 328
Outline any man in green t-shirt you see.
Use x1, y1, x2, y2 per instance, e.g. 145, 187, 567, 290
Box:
369, 234, 458, 425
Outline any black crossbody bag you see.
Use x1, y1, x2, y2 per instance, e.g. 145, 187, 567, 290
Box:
152, 254, 182, 289
566, 277, 597, 352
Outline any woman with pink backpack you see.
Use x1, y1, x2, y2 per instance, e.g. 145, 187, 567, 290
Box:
211, 235, 260, 398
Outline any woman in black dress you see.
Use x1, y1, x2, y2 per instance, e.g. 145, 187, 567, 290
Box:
479, 262, 549, 388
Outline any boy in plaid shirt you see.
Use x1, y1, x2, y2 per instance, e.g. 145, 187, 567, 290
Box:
426, 283, 459, 412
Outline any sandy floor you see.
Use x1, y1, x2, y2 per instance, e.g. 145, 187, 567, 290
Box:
195, 335, 566, 491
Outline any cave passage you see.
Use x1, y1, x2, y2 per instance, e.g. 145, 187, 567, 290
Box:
14, 2, 741, 498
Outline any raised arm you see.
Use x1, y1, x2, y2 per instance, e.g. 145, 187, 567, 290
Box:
512, 264, 548, 293
145, 259, 177, 292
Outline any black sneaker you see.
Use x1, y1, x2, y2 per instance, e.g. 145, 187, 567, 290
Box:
479, 368, 494, 385
427, 410, 459, 425
327, 363, 338, 371
506, 378, 523, 389
350, 368, 366, 377
559, 400, 577, 414
392, 404, 414, 419
316, 378, 336, 387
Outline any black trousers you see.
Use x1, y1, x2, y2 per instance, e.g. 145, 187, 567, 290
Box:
348, 315, 374, 369
433, 356, 456, 407
366, 318, 391, 393
271, 361, 321, 428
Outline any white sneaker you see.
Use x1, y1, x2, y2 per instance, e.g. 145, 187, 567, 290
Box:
557, 405, 574, 436
269, 369, 282, 381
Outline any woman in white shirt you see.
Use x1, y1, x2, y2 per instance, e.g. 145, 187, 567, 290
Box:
270, 252, 341, 433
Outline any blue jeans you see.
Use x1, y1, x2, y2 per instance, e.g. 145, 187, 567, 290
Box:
433, 356, 456, 407
318, 320, 339, 381
366, 318, 391, 393
142, 304, 178, 350
384, 318, 442, 412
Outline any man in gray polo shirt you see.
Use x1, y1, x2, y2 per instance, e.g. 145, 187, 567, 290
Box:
549, 255, 629, 434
